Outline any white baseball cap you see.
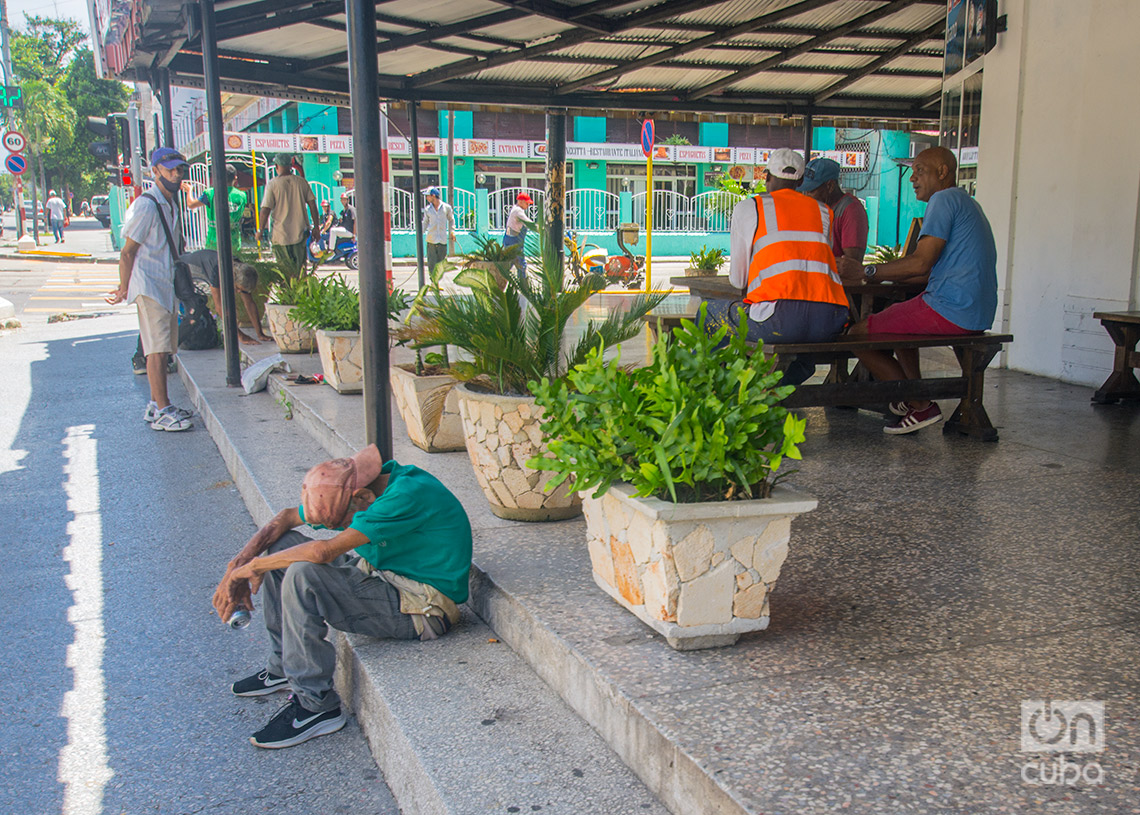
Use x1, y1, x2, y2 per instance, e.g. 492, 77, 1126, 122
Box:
766, 148, 806, 181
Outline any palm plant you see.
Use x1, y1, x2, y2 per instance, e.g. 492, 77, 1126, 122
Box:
406, 215, 668, 396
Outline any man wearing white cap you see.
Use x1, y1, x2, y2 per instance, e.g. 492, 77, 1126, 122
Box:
705, 148, 849, 385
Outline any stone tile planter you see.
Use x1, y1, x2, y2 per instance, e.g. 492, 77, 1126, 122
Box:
456, 383, 581, 522
315, 328, 363, 394
684, 267, 719, 277
390, 364, 464, 453
582, 483, 817, 650
265, 303, 316, 353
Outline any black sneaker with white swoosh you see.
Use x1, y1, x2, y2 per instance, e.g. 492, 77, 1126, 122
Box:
250, 696, 346, 749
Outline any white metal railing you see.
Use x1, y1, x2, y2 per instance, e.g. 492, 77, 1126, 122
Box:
390, 187, 415, 231
688, 190, 740, 233
629, 189, 739, 232
566, 188, 619, 232
488, 187, 544, 231
444, 187, 477, 231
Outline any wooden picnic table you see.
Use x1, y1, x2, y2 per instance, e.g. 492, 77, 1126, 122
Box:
1091, 311, 1140, 403
668, 275, 926, 321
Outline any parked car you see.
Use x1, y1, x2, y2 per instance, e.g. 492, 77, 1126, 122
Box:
91, 195, 111, 228
21, 201, 48, 229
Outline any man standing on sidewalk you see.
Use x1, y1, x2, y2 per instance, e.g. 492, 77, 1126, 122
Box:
213, 445, 472, 749
46, 190, 67, 244
105, 147, 194, 432
422, 186, 454, 273
260, 153, 319, 277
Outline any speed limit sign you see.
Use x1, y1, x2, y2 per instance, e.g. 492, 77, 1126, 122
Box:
2, 130, 26, 153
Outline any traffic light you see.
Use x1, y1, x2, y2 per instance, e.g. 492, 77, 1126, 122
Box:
121, 166, 133, 186
86, 115, 117, 163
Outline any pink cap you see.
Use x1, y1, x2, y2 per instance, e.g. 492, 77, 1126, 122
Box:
300, 444, 384, 527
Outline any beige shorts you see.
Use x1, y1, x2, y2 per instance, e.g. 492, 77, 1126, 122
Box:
136, 295, 178, 356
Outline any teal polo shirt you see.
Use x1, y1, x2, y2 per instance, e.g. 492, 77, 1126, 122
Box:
299, 460, 472, 603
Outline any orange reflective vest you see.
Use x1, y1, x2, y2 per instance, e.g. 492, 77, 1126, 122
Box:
744, 189, 848, 308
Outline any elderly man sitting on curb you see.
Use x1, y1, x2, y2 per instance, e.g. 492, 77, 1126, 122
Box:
837, 146, 998, 435
212, 445, 472, 749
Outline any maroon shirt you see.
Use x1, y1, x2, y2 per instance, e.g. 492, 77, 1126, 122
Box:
830, 194, 869, 259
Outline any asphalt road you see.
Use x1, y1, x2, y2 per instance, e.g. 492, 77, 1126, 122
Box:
0, 306, 399, 813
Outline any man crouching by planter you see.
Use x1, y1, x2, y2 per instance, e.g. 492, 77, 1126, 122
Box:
211, 444, 472, 749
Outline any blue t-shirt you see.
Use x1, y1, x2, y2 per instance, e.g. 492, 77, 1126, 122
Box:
918, 186, 998, 331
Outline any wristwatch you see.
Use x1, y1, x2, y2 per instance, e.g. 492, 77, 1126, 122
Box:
864, 264, 878, 279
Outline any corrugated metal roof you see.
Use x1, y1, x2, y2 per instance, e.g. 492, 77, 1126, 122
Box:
134, 0, 950, 119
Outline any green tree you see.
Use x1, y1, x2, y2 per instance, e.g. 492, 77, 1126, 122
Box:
16, 78, 75, 202
11, 16, 86, 83
55, 50, 131, 200
9, 16, 131, 203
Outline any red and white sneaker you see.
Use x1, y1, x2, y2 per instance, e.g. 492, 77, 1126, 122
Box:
884, 402, 942, 435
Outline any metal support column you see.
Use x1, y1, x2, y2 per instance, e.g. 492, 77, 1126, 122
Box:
410, 101, 426, 290
803, 109, 814, 161
545, 110, 567, 272
347, 0, 392, 457
158, 67, 175, 148
199, 0, 240, 386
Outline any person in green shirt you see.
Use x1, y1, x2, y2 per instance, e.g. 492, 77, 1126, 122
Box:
212, 444, 472, 749
186, 163, 246, 253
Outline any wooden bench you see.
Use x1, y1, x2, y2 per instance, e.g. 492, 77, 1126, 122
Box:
644, 310, 1013, 441
1091, 311, 1140, 404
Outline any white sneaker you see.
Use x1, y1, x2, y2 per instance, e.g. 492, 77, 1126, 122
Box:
149, 405, 193, 432
144, 402, 192, 423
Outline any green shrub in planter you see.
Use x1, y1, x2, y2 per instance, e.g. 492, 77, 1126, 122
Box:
292, 274, 412, 333
529, 303, 806, 503
268, 274, 322, 307
293, 274, 361, 332
688, 245, 726, 272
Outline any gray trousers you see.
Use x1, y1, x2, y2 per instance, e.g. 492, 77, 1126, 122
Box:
261, 531, 417, 712
426, 242, 448, 272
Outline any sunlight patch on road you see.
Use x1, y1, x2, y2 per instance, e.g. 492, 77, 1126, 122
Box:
57, 424, 114, 814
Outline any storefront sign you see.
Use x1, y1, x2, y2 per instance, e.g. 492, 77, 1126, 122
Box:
191, 133, 869, 170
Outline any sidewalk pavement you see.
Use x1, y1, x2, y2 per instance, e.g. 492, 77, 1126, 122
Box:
177, 315, 1140, 815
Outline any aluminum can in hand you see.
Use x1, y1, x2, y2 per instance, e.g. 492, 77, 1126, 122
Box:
228, 609, 252, 629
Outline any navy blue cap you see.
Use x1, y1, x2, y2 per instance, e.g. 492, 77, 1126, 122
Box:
150, 147, 188, 169
426, 186, 441, 197
799, 158, 841, 192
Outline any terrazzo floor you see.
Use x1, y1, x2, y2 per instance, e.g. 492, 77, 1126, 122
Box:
465, 371, 1138, 814
233, 311, 1138, 814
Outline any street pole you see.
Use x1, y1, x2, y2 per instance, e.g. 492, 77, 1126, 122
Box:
199, 0, 241, 387
347, 0, 392, 457
158, 67, 175, 148
410, 101, 426, 290
545, 110, 567, 274
0, 0, 20, 235
446, 110, 455, 213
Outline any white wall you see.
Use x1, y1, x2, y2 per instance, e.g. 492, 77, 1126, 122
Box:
977, 0, 1140, 385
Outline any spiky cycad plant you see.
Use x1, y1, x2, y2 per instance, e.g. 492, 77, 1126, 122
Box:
406, 213, 668, 396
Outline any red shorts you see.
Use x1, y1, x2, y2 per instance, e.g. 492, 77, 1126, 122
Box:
866, 295, 975, 335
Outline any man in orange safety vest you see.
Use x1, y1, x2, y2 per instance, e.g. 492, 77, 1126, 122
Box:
705, 148, 849, 384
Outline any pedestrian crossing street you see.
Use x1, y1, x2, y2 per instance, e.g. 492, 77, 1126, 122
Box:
22, 267, 133, 315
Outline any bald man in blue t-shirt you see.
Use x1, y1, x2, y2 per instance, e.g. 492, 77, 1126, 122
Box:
837, 146, 998, 435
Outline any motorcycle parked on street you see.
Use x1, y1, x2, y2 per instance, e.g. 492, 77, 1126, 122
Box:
307, 225, 358, 270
